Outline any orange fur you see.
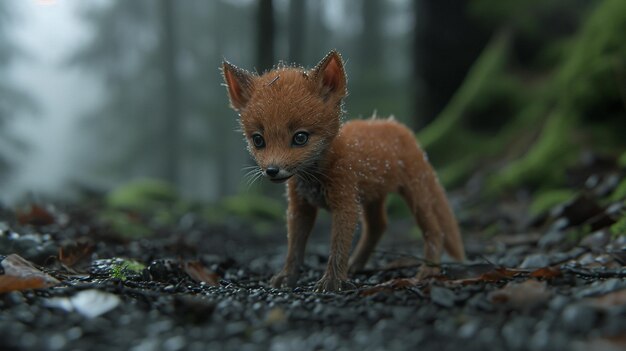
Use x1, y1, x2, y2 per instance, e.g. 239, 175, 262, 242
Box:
222, 51, 465, 292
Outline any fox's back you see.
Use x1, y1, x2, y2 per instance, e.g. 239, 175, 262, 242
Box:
325, 118, 432, 202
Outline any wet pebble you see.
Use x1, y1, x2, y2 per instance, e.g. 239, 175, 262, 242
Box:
520, 253, 550, 269
430, 286, 457, 308
561, 303, 600, 333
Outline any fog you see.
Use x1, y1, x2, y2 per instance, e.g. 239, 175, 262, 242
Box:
5, 0, 99, 202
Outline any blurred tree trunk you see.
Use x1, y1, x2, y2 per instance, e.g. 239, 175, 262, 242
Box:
413, 0, 490, 128
288, 0, 305, 64
360, 0, 383, 69
257, 0, 275, 72
213, 1, 233, 198
160, 0, 181, 187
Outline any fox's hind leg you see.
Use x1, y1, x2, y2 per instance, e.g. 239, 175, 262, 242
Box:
399, 184, 445, 279
348, 198, 387, 273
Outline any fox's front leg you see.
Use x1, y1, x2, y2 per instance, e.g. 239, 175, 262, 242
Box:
271, 185, 317, 288
315, 196, 359, 292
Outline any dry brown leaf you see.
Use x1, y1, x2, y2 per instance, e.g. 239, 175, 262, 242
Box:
489, 279, 551, 308
446, 267, 525, 285
59, 239, 94, 268
16, 204, 55, 226
183, 261, 219, 286
529, 266, 563, 279
0, 254, 60, 293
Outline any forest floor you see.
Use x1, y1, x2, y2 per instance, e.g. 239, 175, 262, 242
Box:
1, 162, 626, 351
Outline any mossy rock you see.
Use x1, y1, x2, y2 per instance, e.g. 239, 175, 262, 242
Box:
110, 259, 146, 281
106, 179, 178, 211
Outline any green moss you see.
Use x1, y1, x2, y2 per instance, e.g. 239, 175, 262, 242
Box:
609, 215, 626, 238
111, 259, 145, 281
611, 179, 626, 202
99, 210, 153, 239
221, 193, 284, 221
488, 107, 578, 192
556, 0, 626, 109
618, 152, 626, 168
418, 32, 511, 149
106, 178, 177, 211
529, 189, 576, 216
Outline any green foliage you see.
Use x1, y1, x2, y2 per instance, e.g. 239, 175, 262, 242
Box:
556, 0, 626, 111
106, 179, 177, 211
110, 259, 146, 281
489, 0, 626, 192
420, 0, 625, 194
489, 107, 577, 191
418, 32, 511, 149
529, 189, 576, 215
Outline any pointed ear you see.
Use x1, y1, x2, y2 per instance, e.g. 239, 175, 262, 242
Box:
222, 60, 255, 111
311, 50, 347, 100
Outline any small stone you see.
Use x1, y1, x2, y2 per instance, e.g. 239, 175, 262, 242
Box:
580, 230, 611, 250
561, 304, 599, 333
520, 254, 550, 269
430, 286, 456, 308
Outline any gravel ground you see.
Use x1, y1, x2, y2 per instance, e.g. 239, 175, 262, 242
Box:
1, 190, 625, 351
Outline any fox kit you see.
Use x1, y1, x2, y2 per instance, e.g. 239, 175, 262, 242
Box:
222, 51, 465, 292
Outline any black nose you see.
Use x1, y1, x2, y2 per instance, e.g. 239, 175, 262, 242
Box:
266, 166, 280, 177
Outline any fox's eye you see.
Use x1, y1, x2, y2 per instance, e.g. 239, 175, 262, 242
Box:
252, 134, 265, 148
292, 132, 309, 146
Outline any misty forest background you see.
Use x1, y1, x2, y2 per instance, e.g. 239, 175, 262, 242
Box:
0, 0, 625, 220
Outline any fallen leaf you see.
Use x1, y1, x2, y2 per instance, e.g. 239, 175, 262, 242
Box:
0, 254, 60, 293
16, 204, 55, 226
446, 267, 524, 285
489, 279, 551, 308
529, 266, 563, 279
45, 289, 121, 318
183, 261, 219, 286
442, 263, 499, 280
58, 239, 94, 269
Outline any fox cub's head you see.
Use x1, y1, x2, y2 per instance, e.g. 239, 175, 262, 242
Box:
222, 51, 347, 183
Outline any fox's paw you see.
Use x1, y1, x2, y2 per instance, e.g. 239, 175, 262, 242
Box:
270, 270, 300, 289
314, 275, 356, 293
416, 265, 441, 280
